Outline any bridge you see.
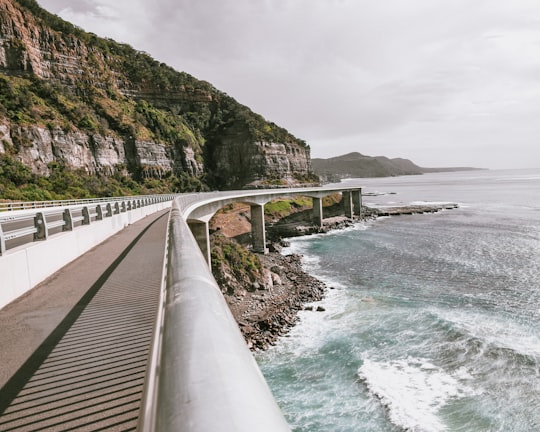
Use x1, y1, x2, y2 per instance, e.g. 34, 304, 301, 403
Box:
0, 186, 362, 431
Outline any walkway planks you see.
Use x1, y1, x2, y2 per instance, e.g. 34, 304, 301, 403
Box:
0, 209, 170, 431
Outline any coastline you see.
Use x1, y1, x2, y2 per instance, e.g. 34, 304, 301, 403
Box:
212, 202, 457, 351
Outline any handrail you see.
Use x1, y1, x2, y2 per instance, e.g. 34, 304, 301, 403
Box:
0, 194, 173, 212
139, 199, 291, 432
0, 194, 178, 255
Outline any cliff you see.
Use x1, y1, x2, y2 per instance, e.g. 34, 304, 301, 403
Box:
0, 0, 316, 196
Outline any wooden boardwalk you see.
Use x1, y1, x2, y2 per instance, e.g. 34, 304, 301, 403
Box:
0, 210, 169, 431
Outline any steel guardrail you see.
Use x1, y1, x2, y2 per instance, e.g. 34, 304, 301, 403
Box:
0, 194, 178, 255
140, 198, 291, 432
0, 195, 172, 212
139, 186, 362, 431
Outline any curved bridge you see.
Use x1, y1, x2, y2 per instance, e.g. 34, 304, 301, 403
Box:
0, 186, 362, 432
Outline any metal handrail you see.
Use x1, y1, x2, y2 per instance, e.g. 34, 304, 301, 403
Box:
139, 199, 291, 432
0, 194, 178, 255
0, 194, 175, 212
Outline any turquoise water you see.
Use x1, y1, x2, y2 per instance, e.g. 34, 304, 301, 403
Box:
257, 169, 540, 432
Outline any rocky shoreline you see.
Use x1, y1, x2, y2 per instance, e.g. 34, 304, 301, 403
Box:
213, 202, 457, 351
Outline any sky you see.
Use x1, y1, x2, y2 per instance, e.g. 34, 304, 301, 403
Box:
37, 0, 540, 169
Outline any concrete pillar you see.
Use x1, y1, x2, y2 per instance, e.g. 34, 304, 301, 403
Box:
188, 221, 211, 267
250, 204, 268, 254
343, 191, 353, 218
312, 197, 323, 227
352, 189, 362, 218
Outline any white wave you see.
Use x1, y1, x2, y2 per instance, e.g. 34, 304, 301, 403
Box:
433, 309, 540, 360
358, 357, 474, 432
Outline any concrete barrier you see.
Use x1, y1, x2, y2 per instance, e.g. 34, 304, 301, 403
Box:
0, 201, 171, 310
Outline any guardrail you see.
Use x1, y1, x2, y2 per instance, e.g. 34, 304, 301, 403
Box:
139, 198, 291, 432
137, 186, 364, 431
0, 195, 177, 255
0, 195, 168, 212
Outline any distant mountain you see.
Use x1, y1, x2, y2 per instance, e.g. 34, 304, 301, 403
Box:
312, 152, 483, 181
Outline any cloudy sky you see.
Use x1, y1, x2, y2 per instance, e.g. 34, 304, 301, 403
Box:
38, 0, 540, 169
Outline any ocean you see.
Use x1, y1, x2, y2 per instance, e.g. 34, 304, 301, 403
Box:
256, 169, 540, 432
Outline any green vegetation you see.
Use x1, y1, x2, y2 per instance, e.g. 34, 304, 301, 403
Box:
0, 153, 207, 201
0, 0, 313, 200
211, 234, 262, 293
264, 197, 312, 220
264, 194, 340, 220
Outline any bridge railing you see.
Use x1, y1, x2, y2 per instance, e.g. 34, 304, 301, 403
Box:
0, 195, 169, 212
0, 194, 177, 256
139, 198, 291, 432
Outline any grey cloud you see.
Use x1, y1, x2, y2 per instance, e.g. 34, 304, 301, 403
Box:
37, 0, 540, 168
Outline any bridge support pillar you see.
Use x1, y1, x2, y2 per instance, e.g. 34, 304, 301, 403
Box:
250, 204, 268, 254
343, 191, 353, 218
188, 221, 211, 267
352, 189, 362, 218
312, 197, 323, 227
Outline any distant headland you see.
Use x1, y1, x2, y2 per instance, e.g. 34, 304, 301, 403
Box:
311, 152, 485, 182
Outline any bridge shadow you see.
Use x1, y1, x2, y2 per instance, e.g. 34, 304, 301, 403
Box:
0, 212, 168, 431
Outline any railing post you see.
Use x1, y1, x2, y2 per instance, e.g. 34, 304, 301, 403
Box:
96, 205, 103, 220
127, 201, 132, 211
34, 212, 48, 240
114, 202, 120, 214
106, 203, 113, 217
0, 223, 5, 255
63, 209, 74, 231
82, 207, 91, 225
121, 201, 127, 212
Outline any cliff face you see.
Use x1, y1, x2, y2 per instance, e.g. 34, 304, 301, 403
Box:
0, 0, 315, 190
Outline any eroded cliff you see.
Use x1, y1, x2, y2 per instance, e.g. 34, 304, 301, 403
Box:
0, 0, 316, 193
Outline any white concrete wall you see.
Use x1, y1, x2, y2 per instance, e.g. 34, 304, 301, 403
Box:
0, 202, 171, 310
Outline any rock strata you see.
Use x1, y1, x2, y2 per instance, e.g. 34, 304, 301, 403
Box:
0, 0, 315, 189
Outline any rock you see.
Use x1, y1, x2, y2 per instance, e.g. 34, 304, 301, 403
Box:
316, 306, 326, 312
271, 273, 282, 286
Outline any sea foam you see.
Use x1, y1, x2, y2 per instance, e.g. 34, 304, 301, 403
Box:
358, 357, 473, 432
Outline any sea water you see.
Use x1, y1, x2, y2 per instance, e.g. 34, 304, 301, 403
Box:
256, 169, 540, 432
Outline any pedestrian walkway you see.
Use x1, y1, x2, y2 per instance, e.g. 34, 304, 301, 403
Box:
0, 209, 170, 431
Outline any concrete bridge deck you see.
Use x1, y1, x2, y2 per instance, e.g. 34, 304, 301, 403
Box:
0, 186, 363, 432
0, 210, 170, 431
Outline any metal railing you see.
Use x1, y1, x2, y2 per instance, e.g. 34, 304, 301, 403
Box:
137, 186, 365, 431
0, 195, 171, 212
139, 198, 291, 432
0, 195, 177, 255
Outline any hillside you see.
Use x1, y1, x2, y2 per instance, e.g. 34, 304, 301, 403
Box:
0, 0, 317, 200
312, 152, 483, 181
